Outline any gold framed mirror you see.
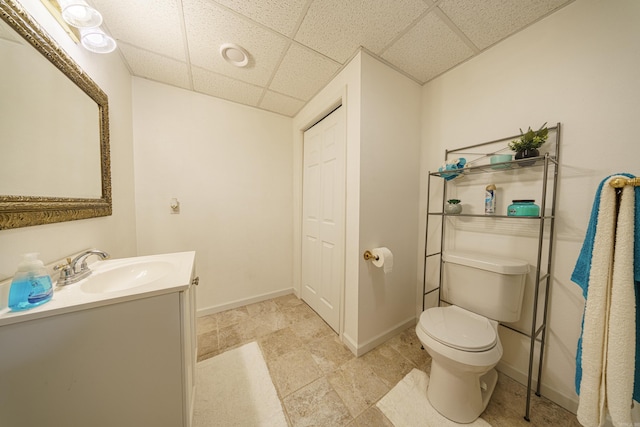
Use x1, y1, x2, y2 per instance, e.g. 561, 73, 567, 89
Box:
0, 0, 111, 230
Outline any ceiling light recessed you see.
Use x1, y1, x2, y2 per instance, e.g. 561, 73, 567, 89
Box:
220, 43, 249, 68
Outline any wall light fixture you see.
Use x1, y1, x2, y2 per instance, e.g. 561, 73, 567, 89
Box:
80, 26, 116, 53
58, 0, 102, 28
41, 0, 116, 54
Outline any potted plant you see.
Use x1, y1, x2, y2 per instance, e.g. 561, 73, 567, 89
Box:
445, 199, 462, 214
508, 123, 548, 166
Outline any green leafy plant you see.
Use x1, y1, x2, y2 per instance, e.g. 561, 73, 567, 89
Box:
447, 199, 461, 204
508, 123, 548, 151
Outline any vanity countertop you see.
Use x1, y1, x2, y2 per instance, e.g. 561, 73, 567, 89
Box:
0, 251, 196, 327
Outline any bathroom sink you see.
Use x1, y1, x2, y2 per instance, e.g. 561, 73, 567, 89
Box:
1, 251, 195, 328
80, 260, 174, 294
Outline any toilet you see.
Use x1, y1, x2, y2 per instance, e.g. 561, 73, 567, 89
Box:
416, 251, 529, 424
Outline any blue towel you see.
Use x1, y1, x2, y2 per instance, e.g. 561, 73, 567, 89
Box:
571, 173, 640, 400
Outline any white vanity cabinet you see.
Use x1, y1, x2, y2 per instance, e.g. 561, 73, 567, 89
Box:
0, 256, 197, 427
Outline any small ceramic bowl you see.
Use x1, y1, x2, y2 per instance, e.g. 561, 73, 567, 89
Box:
490, 154, 513, 169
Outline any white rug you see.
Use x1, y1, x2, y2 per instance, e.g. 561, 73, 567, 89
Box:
193, 341, 287, 427
377, 369, 492, 427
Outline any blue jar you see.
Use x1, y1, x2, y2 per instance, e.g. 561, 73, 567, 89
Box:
508, 200, 540, 217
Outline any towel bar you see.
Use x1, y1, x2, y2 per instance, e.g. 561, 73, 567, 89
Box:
609, 177, 640, 188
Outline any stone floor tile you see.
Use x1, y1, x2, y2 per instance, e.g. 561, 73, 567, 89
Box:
216, 306, 250, 329
349, 406, 394, 427
283, 377, 353, 427
252, 310, 289, 335
259, 327, 306, 362
528, 396, 583, 427
281, 303, 316, 325
290, 314, 334, 343
327, 357, 390, 418
360, 343, 416, 389
480, 372, 581, 427
196, 330, 219, 360
196, 314, 217, 335
387, 326, 432, 370
268, 347, 323, 398
307, 334, 355, 374
217, 318, 258, 352
273, 293, 304, 309
246, 300, 279, 317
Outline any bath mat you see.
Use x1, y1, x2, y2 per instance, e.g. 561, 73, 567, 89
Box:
377, 369, 492, 427
193, 341, 287, 427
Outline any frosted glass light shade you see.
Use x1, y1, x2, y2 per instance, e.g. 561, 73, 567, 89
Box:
80, 27, 116, 54
58, 0, 103, 28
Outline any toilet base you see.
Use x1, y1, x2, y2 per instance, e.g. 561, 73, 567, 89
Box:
427, 361, 498, 424
479, 369, 498, 414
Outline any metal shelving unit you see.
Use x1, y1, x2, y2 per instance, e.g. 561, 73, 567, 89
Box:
422, 123, 561, 422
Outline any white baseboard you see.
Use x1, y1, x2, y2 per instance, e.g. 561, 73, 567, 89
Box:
341, 332, 358, 356
342, 317, 417, 357
196, 288, 294, 317
496, 360, 579, 415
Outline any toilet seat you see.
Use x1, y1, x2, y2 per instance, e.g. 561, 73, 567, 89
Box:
419, 306, 497, 352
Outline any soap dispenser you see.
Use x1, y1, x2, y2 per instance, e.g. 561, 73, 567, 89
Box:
8, 253, 53, 311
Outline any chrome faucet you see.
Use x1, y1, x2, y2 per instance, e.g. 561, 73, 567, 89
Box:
55, 249, 110, 286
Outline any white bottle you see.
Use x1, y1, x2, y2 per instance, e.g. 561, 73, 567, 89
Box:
485, 184, 496, 214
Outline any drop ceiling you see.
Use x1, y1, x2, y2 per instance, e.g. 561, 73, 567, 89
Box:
91, 0, 573, 117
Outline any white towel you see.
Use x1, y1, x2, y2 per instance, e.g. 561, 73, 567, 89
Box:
577, 176, 636, 427
577, 177, 616, 427
607, 183, 635, 426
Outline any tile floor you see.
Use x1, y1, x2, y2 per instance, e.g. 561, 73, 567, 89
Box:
197, 294, 581, 426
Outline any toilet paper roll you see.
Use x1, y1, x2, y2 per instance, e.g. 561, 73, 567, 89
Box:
371, 247, 393, 274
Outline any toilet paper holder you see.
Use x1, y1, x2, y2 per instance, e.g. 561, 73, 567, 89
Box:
363, 250, 379, 261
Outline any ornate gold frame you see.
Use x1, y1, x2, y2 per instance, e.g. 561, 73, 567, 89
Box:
0, 0, 112, 230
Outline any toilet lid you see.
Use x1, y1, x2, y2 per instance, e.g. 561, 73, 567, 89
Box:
420, 306, 497, 352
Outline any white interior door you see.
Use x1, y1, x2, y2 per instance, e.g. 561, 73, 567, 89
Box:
301, 106, 345, 332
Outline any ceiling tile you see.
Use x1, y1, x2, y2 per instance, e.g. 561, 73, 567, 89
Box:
91, 0, 186, 61
192, 66, 263, 106
269, 43, 341, 101
118, 43, 191, 90
295, 0, 428, 63
439, 0, 572, 50
213, 0, 310, 37
382, 11, 475, 83
92, 0, 574, 117
183, 0, 288, 87
260, 91, 306, 117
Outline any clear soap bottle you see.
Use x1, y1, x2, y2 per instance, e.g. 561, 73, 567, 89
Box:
8, 253, 53, 311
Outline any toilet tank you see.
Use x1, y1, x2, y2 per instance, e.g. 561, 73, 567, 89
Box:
442, 251, 529, 323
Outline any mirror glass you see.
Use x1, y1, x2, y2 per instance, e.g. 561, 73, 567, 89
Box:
0, 0, 111, 229
0, 18, 102, 198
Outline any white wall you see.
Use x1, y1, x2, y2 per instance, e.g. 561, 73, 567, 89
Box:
132, 78, 293, 313
293, 51, 421, 355
293, 52, 362, 347
0, 0, 137, 289
419, 0, 640, 411
358, 53, 421, 350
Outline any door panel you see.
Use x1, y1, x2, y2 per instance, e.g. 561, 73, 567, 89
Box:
301, 106, 345, 332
